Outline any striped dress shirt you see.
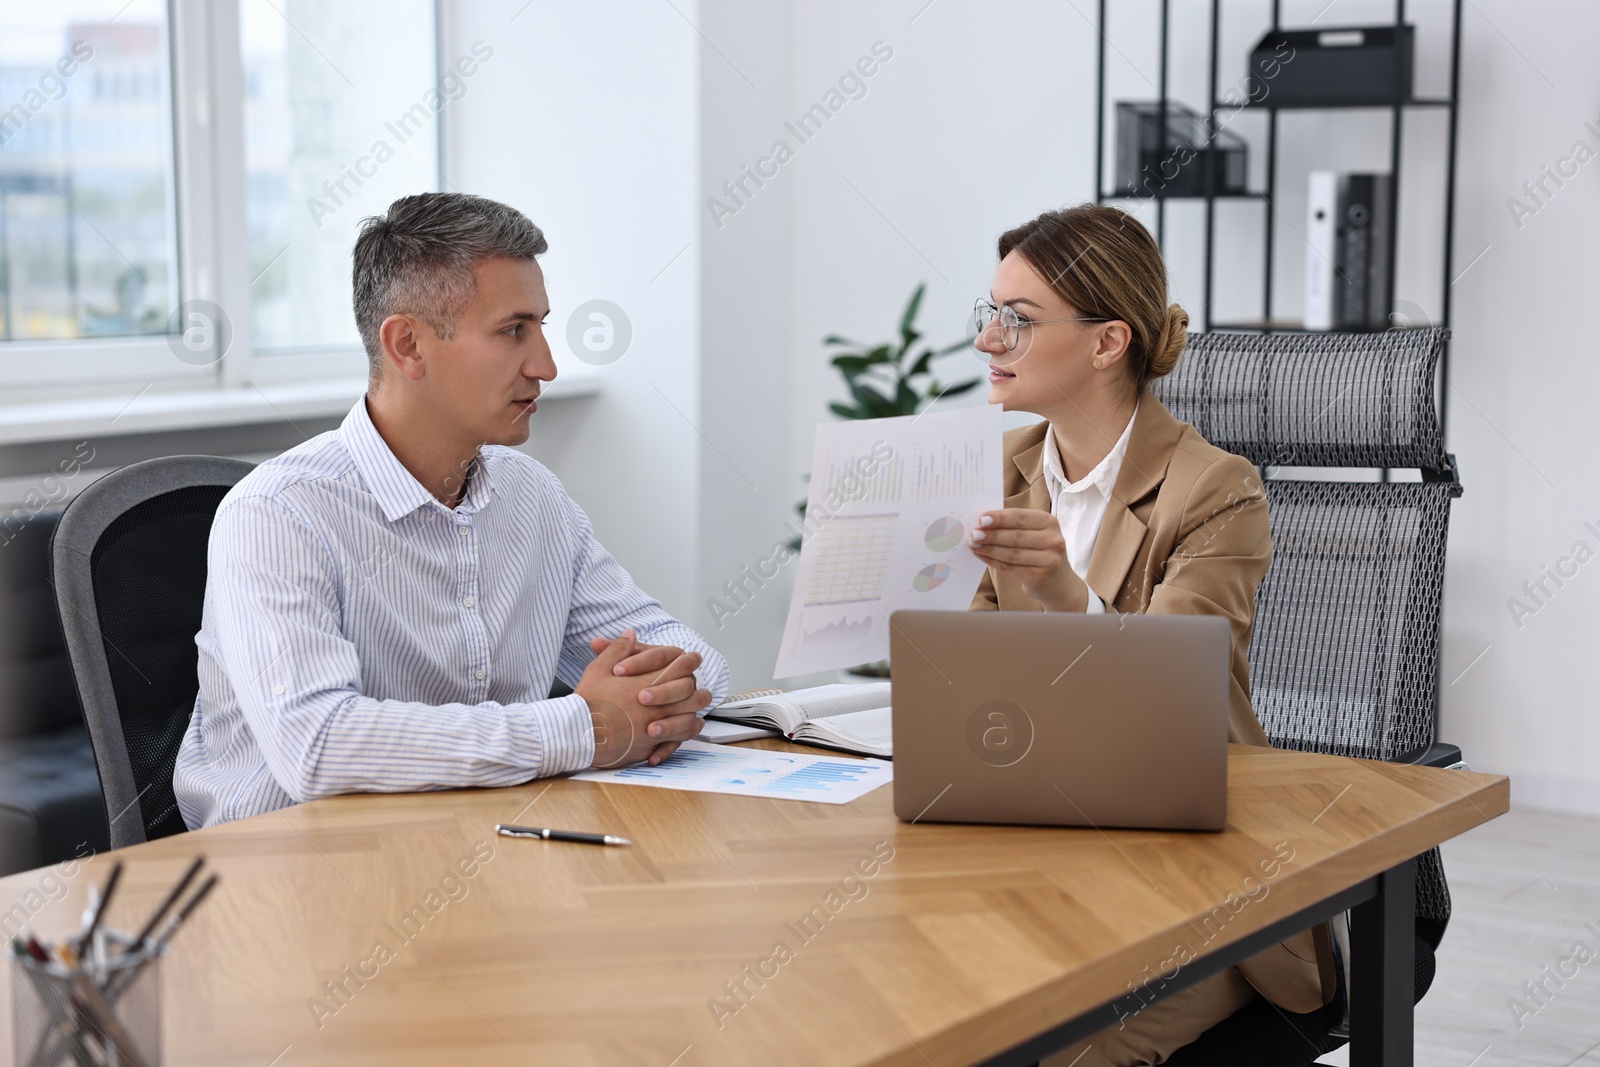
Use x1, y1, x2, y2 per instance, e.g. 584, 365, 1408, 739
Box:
174, 397, 730, 829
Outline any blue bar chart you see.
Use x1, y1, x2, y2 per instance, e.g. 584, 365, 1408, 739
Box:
573, 741, 892, 804
611, 746, 749, 782
760, 760, 881, 796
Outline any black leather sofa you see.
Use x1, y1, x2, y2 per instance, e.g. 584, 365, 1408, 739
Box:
0, 510, 109, 875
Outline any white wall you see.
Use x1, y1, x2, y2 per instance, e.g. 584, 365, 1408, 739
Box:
695, 0, 1108, 690
696, 2, 801, 691
445, 0, 1600, 813
446, 0, 705, 622
766, 0, 1600, 812
782, 0, 1100, 486
1435, 0, 1600, 814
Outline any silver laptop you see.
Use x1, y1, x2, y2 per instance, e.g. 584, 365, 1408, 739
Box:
889, 610, 1231, 831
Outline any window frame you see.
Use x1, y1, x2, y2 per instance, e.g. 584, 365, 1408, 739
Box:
0, 0, 440, 397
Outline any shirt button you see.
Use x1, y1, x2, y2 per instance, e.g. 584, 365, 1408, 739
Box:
474, 668, 486, 680
273, 683, 285, 695
463, 596, 475, 608
458, 525, 470, 536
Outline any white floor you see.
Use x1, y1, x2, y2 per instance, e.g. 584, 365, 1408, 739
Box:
1319, 807, 1600, 1066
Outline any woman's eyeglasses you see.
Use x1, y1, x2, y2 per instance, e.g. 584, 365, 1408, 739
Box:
972, 299, 1109, 363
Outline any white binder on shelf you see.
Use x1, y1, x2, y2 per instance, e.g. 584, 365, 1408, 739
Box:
1304, 170, 1338, 331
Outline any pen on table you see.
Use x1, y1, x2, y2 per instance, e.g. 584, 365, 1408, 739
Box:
495, 824, 631, 847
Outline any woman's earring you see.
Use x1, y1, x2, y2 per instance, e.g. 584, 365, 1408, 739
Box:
1093, 359, 1105, 369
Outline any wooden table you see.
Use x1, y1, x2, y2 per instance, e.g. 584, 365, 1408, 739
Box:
0, 742, 1507, 1066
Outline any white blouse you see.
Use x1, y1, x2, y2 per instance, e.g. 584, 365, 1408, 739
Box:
1039, 403, 1138, 614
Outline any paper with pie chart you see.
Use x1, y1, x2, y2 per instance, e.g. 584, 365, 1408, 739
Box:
774, 404, 1003, 678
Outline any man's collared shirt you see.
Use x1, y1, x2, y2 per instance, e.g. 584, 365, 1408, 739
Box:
174, 398, 730, 829
1039, 403, 1139, 615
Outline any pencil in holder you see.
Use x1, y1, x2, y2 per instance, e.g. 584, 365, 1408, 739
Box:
12, 931, 163, 1067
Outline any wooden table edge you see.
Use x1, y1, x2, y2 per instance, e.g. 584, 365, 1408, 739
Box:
860, 760, 1510, 1067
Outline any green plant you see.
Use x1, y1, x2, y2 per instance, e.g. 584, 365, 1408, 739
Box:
822, 282, 980, 418
789, 284, 980, 552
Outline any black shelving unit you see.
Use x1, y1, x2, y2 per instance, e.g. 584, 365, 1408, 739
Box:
1092, 0, 1463, 428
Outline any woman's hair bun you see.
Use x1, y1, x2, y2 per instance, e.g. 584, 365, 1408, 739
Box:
1148, 303, 1189, 380
996, 205, 1186, 390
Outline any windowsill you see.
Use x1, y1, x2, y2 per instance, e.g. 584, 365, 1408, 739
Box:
0, 366, 605, 446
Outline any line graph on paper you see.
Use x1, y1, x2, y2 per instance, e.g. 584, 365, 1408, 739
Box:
774, 404, 1003, 678
802, 514, 896, 605
799, 611, 873, 647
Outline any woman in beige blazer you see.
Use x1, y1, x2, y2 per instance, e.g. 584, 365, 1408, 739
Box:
967, 204, 1333, 1067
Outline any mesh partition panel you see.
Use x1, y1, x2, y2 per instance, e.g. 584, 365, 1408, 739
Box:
88, 485, 229, 841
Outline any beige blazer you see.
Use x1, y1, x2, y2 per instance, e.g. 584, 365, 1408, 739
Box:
970, 396, 1335, 1014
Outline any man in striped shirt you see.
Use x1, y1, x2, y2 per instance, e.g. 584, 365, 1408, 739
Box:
174, 193, 730, 829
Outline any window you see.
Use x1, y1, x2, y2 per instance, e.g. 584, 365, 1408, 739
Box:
0, 0, 441, 396
241, 0, 437, 353
0, 1, 179, 343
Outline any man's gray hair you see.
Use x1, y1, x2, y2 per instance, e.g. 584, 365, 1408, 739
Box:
352, 192, 547, 382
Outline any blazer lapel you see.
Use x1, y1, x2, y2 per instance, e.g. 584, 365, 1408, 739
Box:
996, 425, 1051, 610
1085, 504, 1146, 609
1084, 398, 1185, 609
1008, 423, 1049, 492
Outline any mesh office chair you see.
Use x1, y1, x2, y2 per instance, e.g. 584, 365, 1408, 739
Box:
1149, 327, 1463, 1065
50, 456, 255, 849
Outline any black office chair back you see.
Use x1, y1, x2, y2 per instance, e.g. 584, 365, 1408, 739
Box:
1157, 328, 1458, 754
1154, 328, 1460, 1066
50, 456, 255, 848
1154, 326, 1459, 934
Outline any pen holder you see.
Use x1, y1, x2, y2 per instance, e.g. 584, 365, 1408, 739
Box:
12, 933, 163, 1067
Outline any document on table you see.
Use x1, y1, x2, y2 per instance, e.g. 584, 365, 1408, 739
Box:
773, 404, 1004, 678
570, 740, 892, 804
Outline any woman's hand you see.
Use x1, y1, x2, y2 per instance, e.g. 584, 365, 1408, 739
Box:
968, 508, 1089, 612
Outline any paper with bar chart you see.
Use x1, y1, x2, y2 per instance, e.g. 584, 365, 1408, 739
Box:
570, 740, 891, 804
773, 404, 1003, 678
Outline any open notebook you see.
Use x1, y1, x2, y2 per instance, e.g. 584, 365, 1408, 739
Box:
708, 683, 892, 758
